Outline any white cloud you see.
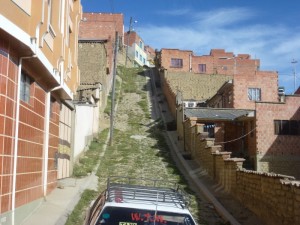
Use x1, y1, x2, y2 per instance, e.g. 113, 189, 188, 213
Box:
139, 6, 300, 93
156, 8, 191, 16
193, 7, 255, 28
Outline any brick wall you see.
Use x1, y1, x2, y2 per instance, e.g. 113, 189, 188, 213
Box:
192, 55, 214, 74
80, 13, 124, 41
158, 48, 260, 76
255, 96, 300, 178
236, 171, 299, 225
79, 13, 124, 78
233, 71, 278, 109
160, 49, 193, 72
185, 122, 300, 225
187, 124, 300, 225
160, 72, 177, 117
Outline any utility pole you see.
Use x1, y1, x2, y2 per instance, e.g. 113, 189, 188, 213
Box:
292, 59, 298, 93
125, 17, 133, 67
109, 31, 119, 146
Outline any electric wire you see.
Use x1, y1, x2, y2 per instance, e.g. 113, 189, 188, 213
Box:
214, 127, 256, 144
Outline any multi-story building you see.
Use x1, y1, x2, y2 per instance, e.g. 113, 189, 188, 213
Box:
156, 48, 259, 75
144, 45, 156, 67
157, 48, 300, 178
0, 1, 82, 224
124, 31, 149, 67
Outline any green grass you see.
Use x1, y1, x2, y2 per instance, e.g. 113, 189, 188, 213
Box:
65, 189, 98, 225
72, 141, 100, 177
66, 66, 214, 225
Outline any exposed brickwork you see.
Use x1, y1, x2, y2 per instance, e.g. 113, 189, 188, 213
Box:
79, 13, 124, 41
79, 13, 124, 77
185, 118, 300, 225
236, 171, 300, 225
185, 122, 300, 225
157, 48, 260, 75
159, 49, 193, 72
233, 71, 278, 109
124, 31, 142, 47
255, 96, 300, 178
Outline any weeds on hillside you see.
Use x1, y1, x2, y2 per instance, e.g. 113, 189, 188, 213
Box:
73, 129, 109, 177
66, 66, 215, 225
65, 189, 98, 225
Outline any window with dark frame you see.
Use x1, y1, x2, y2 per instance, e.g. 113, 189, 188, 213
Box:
170, 58, 183, 68
20, 72, 31, 103
204, 123, 215, 138
198, 64, 206, 73
274, 120, 300, 135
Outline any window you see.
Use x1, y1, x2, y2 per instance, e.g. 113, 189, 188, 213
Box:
170, 58, 183, 68
274, 120, 300, 135
50, 97, 56, 118
204, 123, 215, 138
20, 72, 31, 103
48, 0, 54, 25
135, 51, 138, 58
139, 54, 142, 62
139, 41, 143, 49
188, 102, 194, 107
198, 64, 206, 73
248, 88, 261, 101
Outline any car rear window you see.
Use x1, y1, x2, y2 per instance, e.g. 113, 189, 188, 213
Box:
96, 206, 195, 225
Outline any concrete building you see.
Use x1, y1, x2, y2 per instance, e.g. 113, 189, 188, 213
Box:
0, 1, 82, 224
124, 31, 150, 67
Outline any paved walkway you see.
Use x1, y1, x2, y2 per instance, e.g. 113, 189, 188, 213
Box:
21, 173, 98, 225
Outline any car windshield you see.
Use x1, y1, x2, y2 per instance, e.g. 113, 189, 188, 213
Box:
96, 207, 196, 225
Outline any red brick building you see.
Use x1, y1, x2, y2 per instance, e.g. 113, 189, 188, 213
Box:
156, 48, 259, 75
255, 96, 300, 178
124, 31, 150, 67
79, 13, 124, 75
157, 48, 300, 178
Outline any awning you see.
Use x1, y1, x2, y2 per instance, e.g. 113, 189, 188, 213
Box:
185, 108, 255, 121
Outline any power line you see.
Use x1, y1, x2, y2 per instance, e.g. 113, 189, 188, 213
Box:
214, 127, 256, 145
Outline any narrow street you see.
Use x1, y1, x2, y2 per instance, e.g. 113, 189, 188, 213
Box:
93, 67, 226, 225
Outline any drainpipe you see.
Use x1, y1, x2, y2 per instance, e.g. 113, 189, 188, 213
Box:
42, 91, 51, 197
42, 68, 64, 197
12, 54, 36, 225
189, 53, 192, 72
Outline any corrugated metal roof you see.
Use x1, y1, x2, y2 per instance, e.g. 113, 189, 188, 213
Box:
185, 108, 254, 121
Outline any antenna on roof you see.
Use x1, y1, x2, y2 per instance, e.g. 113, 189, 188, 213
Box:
292, 59, 298, 93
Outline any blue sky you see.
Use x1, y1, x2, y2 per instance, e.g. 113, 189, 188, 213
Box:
81, 0, 300, 94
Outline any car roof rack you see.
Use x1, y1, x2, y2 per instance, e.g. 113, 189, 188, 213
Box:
106, 176, 190, 209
